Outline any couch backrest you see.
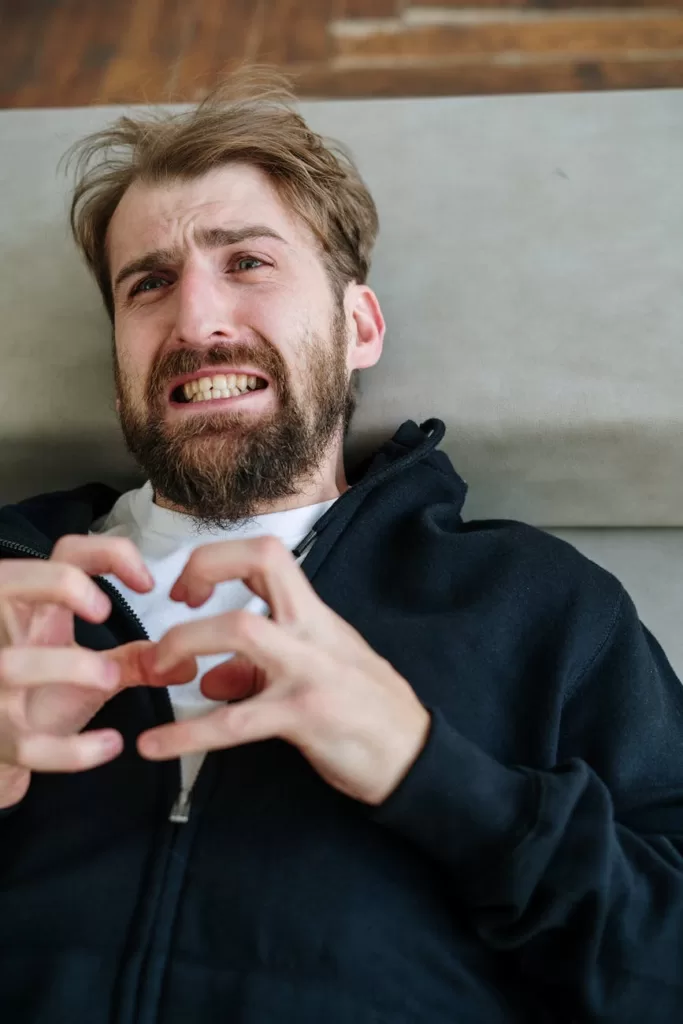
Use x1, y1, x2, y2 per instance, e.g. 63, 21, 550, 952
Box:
0, 90, 681, 525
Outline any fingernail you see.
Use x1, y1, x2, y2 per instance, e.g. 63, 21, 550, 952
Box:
99, 731, 122, 755
93, 592, 111, 617
141, 736, 159, 757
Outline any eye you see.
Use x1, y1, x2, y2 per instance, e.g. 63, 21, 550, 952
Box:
130, 275, 168, 297
231, 256, 265, 272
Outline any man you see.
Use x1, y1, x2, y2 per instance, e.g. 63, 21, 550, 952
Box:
0, 74, 681, 1024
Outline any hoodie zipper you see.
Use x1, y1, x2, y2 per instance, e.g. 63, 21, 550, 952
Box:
0, 538, 149, 638
0, 538, 193, 825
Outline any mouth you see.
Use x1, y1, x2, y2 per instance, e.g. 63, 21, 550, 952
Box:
169, 371, 270, 406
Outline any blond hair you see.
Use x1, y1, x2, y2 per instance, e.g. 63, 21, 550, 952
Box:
68, 69, 379, 321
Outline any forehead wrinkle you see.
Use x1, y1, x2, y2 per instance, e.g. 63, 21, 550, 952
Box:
192, 224, 288, 250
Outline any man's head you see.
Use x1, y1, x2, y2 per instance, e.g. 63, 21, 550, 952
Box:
69, 71, 384, 527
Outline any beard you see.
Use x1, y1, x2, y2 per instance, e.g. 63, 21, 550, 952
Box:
114, 310, 356, 531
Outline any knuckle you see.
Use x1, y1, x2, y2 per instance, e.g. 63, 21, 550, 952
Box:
53, 564, 87, 601
255, 535, 286, 565
51, 534, 84, 561
187, 545, 211, 571
219, 703, 250, 740
215, 703, 237, 730
12, 733, 33, 769
159, 629, 183, 660
3, 695, 26, 732
185, 543, 219, 576
0, 647, 16, 683
106, 536, 139, 561
230, 609, 260, 640
291, 681, 327, 719
177, 549, 207, 586
70, 649, 100, 681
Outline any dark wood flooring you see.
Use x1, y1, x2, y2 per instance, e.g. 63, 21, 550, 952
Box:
1, 0, 683, 107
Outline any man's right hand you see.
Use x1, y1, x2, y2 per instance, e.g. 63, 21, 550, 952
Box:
0, 534, 196, 809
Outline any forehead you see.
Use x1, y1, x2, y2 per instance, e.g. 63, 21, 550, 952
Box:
107, 163, 315, 271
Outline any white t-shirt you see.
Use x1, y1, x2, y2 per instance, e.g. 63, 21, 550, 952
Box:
92, 482, 335, 792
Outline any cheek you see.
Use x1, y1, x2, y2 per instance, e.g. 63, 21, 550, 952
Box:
114, 318, 157, 384
243, 292, 291, 336
113, 345, 151, 408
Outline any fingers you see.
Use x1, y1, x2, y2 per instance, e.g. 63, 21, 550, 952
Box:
170, 536, 317, 623
144, 609, 323, 760
13, 729, 123, 772
51, 535, 154, 593
0, 560, 112, 624
110, 640, 198, 689
154, 609, 316, 677
138, 695, 293, 761
0, 536, 154, 627
0, 646, 120, 691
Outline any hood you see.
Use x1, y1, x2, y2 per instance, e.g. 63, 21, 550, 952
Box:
0, 419, 466, 560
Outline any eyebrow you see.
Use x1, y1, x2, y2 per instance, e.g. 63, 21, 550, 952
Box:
113, 224, 287, 293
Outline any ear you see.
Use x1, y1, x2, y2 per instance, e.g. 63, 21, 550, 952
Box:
345, 284, 385, 371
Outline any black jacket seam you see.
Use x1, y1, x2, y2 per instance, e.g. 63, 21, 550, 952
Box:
561, 587, 625, 709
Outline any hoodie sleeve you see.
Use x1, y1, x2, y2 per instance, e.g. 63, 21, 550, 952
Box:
371, 587, 683, 1022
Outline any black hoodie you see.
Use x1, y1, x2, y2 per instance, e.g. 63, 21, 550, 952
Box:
0, 419, 682, 1024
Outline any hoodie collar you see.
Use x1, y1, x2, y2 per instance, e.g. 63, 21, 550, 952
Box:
0, 420, 465, 558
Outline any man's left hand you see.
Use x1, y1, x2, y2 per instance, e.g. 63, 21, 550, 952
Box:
137, 537, 430, 805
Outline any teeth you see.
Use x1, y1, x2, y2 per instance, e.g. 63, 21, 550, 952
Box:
181, 373, 264, 403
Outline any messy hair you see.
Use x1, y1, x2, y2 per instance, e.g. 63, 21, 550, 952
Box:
67, 68, 379, 322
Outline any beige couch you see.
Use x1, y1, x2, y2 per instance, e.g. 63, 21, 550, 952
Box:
0, 91, 681, 673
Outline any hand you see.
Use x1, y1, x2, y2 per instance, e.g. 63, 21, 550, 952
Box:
137, 537, 430, 806
0, 535, 196, 808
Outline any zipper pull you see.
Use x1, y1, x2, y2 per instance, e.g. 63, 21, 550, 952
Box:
291, 527, 317, 560
169, 788, 192, 824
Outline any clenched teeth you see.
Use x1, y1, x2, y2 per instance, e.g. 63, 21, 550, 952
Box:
180, 374, 263, 403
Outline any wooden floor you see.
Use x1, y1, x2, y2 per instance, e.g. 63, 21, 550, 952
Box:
2, 0, 683, 107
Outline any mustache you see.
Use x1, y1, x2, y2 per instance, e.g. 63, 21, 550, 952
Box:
147, 342, 289, 401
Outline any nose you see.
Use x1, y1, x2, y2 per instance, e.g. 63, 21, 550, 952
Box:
172, 265, 239, 347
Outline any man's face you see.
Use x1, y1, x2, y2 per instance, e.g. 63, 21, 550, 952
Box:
107, 164, 361, 527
